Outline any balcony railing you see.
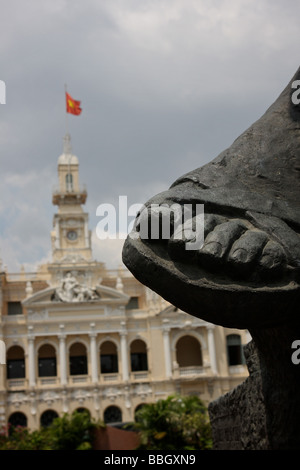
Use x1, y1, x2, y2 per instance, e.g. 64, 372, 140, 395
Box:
52, 186, 87, 205
102, 373, 119, 382
229, 365, 247, 375
70, 375, 89, 384
7, 378, 27, 389
179, 366, 206, 376
40, 377, 58, 385
131, 371, 149, 380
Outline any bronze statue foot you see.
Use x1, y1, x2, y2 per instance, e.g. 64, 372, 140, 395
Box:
123, 67, 300, 329
133, 204, 298, 280
168, 213, 290, 279
123, 66, 300, 450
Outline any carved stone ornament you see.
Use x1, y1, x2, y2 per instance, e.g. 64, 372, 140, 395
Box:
52, 272, 100, 302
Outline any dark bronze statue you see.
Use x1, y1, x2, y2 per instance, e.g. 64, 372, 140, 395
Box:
122, 67, 300, 449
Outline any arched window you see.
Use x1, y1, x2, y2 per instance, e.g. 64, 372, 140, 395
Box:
40, 410, 59, 428
6, 345, 25, 379
100, 341, 118, 374
69, 342, 88, 375
65, 173, 73, 192
130, 339, 148, 372
38, 344, 57, 377
8, 412, 27, 432
227, 334, 245, 366
176, 335, 203, 367
104, 406, 122, 424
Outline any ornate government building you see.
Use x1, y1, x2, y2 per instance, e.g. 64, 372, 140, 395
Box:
0, 136, 249, 430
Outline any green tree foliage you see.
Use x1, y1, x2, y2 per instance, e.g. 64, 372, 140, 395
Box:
132, 395, 212, 450
0, 411, 103, 450
0, 425, 53, 450
46, 410, 100, 450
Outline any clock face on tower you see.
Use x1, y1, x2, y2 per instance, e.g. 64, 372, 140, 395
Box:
67, 230, 78, 241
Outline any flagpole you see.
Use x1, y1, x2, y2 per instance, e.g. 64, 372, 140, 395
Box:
64, 83, 69, 137
64, 84, 72, 188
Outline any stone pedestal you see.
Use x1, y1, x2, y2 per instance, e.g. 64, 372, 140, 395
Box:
209, 322, 300, 450
209, 341, 269, 450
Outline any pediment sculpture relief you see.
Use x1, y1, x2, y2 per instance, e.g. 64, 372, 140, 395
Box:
53, 272, 100, 302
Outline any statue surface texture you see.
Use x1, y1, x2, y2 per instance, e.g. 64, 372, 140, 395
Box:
122, 67, 300, 450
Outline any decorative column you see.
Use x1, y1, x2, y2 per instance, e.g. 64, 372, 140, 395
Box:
93, 387, 100, 413
27, 326, 36, 387
120, 322, 129, 382
62, 389, 69, 413
207, 324, 218, 375
0, 398, 6, 428
59, 325, 67, 386
162, 321, 172, 378
54, 217, 60, 249
0, 339, 5, 365
84, 217, 89, 248
29, 391, 37, 417
89, 323, 98, 384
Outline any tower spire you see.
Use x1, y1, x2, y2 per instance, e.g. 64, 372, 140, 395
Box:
63, 133, 72, 155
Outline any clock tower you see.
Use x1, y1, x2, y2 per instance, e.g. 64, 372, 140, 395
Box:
51, 133, 92, 263
49, 133, 105, 287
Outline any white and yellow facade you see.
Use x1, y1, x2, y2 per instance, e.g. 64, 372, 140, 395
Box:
0, 135, 249, 430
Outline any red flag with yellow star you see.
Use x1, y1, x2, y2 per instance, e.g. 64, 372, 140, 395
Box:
66, 92, 82, 115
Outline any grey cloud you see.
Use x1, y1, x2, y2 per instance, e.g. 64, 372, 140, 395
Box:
0, 0, 299, 271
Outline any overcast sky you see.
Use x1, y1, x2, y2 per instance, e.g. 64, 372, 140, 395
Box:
0, 0, 299, 273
